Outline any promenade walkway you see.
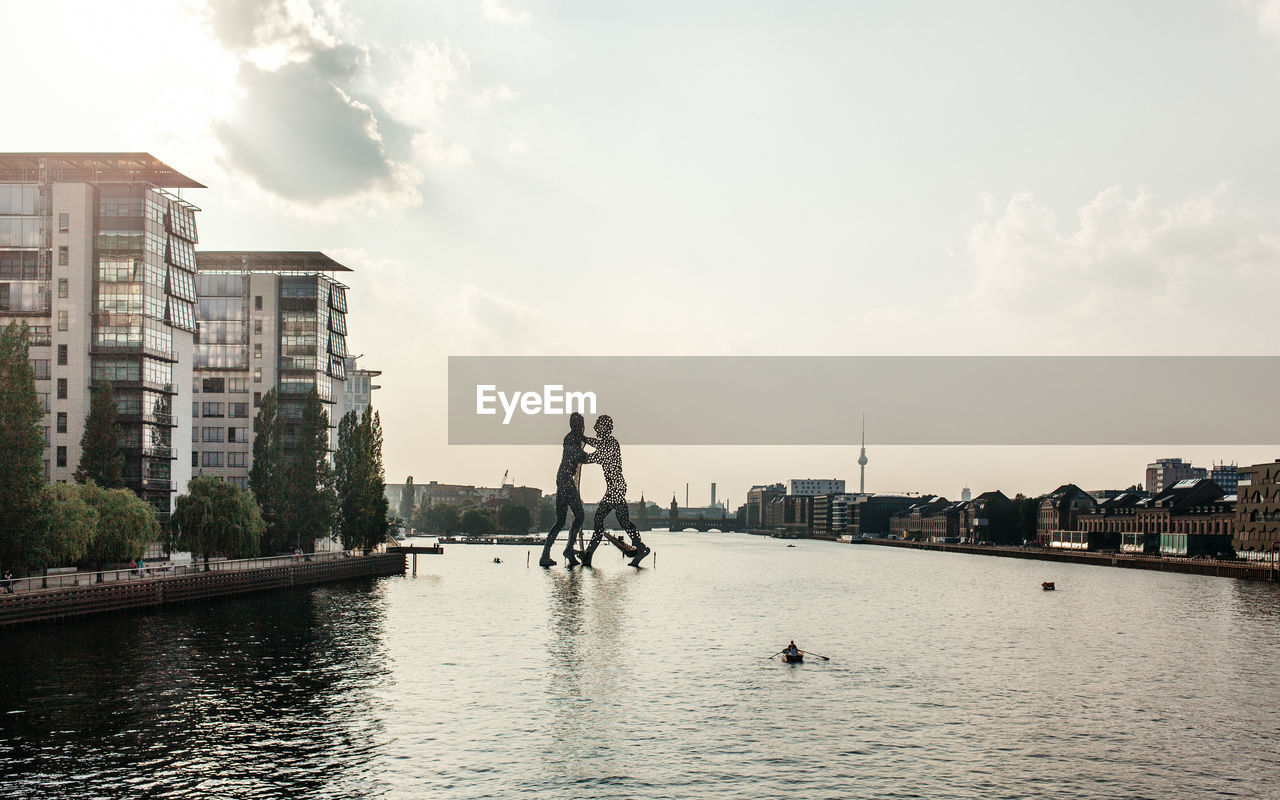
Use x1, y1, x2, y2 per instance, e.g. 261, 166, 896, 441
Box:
0, 551, 406, 627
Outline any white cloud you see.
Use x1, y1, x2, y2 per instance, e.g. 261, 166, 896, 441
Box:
506, 131, 529, 153
471, 83, 517, 109
965, 185, 1280, 323
1244, 0, 1280, 43
481, 0, 531, 25
382, 40, 471, 127
411, 131, 473, 168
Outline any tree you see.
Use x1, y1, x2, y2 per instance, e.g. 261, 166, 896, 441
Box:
173, 476, 264, 567
36, 483, 98, 568
413, 501, 460, 535
460, 507, 496, 536
74, 382, 124, 487
0, 322, 48, 576
81, 483, 158, 565
249, 388, 287, 553
282, 388, 336, 552
398, 476, 415, 532
498, 502, 532, 533
335, 408, 391, 551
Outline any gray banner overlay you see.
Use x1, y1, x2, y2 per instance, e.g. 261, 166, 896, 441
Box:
448, 356, 1280, 445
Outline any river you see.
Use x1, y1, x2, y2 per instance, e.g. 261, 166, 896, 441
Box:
2, 532, 1279, 799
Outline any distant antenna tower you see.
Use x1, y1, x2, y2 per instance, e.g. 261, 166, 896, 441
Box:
858, 414, 868, 493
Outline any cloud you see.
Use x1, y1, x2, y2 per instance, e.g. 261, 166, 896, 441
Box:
205, 0, 501, 213
215, 59, 420, 204
481, 0, 531, 25
1243, 0, 1280, 43
471, 83, 516, 109
382, 41, 471, 127
965, 185, 1280, 323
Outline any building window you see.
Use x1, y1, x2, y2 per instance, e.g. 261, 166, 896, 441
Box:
57, 311, 68, 331
56, 446, 67, 468
192, 425, 198, 442
201, 451, 223, 468
58, 213, 69, 233
57, 246, 68, 266
228, 427, 249, 444
56, 378, 67, 399
31, 360, 50, 380
228, 452, 248, 468
229, 402, 249, 418
228, 377, 248, 393
254, 295, 262, 310
254, 343, 262, 359
229, 476, 248, 491
57, 278, 68, 298
201, 402, 224, 418
253, 391, 261, 407
192, 451, 199, 468
56, 344, 67, 365
192, 402, 199, 419
253, 319, 263, 335
202, 377, 225, 393
56, 412, 67, 433
253, 368, 262, 383
202, 427, 225, 443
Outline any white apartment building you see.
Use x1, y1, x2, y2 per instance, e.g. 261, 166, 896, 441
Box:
0, 153, 201, 520
191, 251, 353, 489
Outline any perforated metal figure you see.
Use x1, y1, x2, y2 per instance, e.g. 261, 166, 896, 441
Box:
539, 412, 595, 567
581, 414, 652, 567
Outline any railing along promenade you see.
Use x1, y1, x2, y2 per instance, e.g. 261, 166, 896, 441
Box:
0, 550, 407, 627
865, 539, 1278, 581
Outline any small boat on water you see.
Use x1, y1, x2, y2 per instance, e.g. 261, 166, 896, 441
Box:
782, 652, 804, 663
1042, 581, 1055, 591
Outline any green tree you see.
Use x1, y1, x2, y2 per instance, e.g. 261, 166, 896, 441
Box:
335, 408, 390, 551
413, 501, 461, 535
498, 502, 532, 533
398, 476, 415, 532
81, 483, 158, 565
74, 382, 124, 488
173, 476, 264, 567
0, 322, 48, 576
249, 388, 287, 553
283, 389, 336, 552
460, 507, 496, 536
37, 483, 98, 568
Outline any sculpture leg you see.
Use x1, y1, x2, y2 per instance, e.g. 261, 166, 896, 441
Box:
581, 504, 608, 567
616, 503, 651, 567
565, 498, 585, 566
540, 496, 570, 567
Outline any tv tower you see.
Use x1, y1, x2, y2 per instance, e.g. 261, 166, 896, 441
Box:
857, 414, 868, 494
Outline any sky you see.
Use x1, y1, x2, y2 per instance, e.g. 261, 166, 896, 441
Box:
9, 0, 1280, 507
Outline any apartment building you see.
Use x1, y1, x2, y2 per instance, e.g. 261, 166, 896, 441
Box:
191, 251, 352, 489
0, 153, 202, 519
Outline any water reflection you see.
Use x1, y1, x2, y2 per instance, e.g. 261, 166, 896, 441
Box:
0, 582, 392, 800
542, 569, 633, 784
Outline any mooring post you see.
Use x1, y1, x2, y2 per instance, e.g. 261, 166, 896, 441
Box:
412, 553, 417, 576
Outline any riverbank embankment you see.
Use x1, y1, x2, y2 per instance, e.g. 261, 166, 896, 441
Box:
864, 539, 1276, 581
0, 551, 406, 627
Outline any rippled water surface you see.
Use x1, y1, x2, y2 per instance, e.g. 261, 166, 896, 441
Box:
3, 533, 1280, 799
